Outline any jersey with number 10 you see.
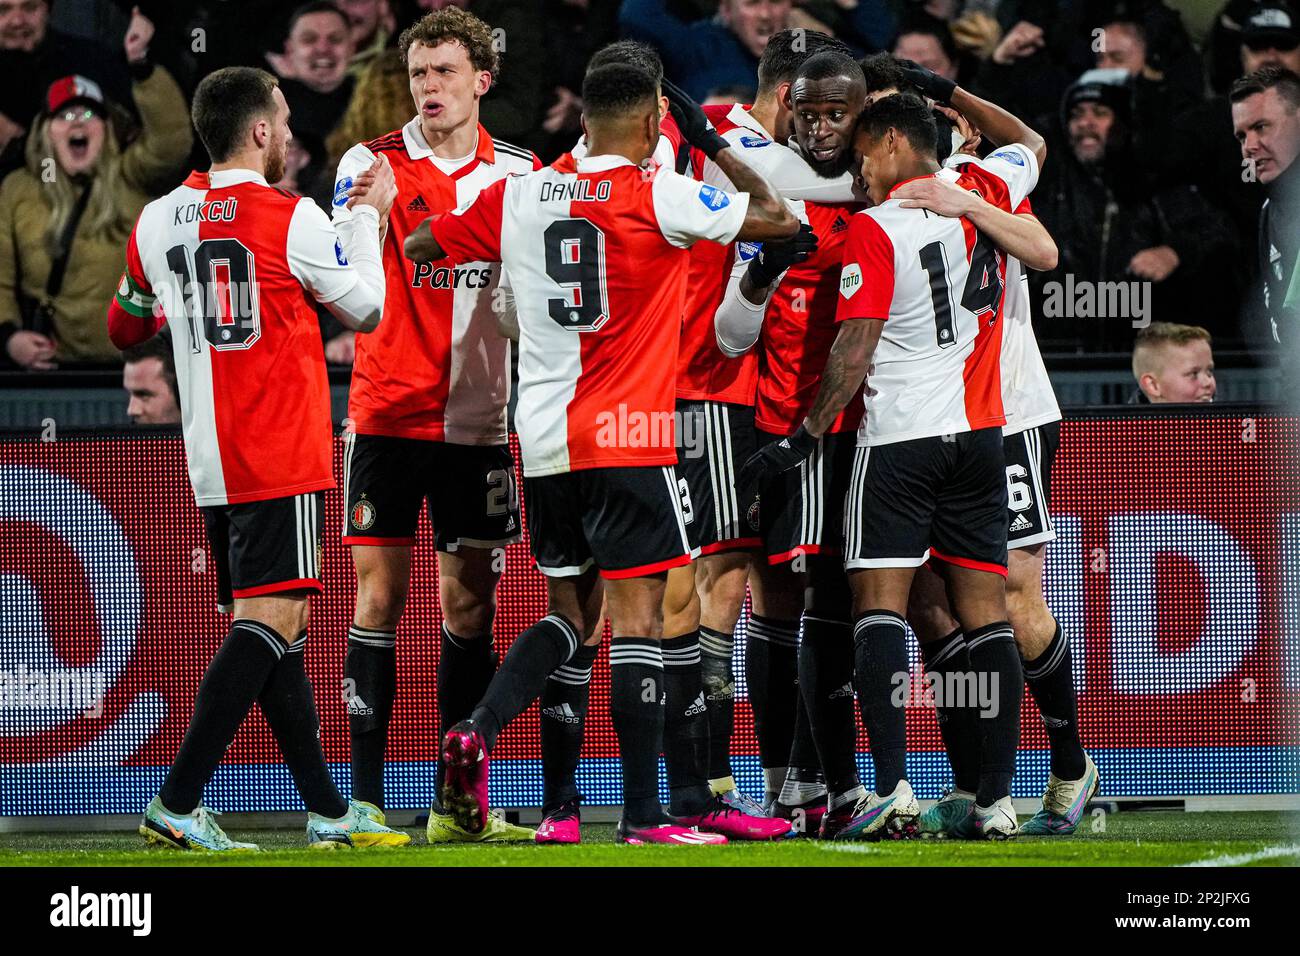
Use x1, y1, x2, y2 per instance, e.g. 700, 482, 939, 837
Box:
116, 169, 361, 506
836, 144, 1039, 446
428, 155, 749, 477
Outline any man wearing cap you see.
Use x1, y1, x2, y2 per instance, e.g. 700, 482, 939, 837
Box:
1030, 69, 1235, 352
0, 9, 190, 367
0, 0, 131, 172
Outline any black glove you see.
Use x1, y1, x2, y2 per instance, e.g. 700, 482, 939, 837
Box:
747, 222, 818, 287
662, 77, 729, 160
736, 425, 818, 498
897, 58, 957, 106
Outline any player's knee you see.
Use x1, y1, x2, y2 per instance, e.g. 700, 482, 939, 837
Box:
353, 581, 408, 631
1006, 581, 1046, 632
442, 587, 497, 637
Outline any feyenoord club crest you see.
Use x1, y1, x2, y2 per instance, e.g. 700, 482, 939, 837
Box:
747, 499, 761, 531
351, 495, 376, 531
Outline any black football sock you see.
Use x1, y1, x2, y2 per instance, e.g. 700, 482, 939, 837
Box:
662, 631, 711, 816
540, 641, 598, 811
159, 619, 285, 814
852, 610, 910, 796
1023, 621, 1086, 780
344, 624, 396, 809
966, 621, 1024, 806
699, 625, 736, 787
471, 614, 579, 751
920, 629, 981, 794
799, 615, 861, 796
745, 613, 799, 801
259, 631, 348, 818
609, 637, 667, 826
437, 625, 498, 801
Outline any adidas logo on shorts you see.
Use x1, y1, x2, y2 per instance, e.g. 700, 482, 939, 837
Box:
542, 702, 580, 724
347, 694, 374, 716
1010, 513, 1033, 533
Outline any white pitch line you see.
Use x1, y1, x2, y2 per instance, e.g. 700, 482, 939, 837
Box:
818, 843, 879, 855
1178, 844, 1300, 868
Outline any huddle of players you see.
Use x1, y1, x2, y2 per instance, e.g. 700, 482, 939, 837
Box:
118, 5, 1097, 850
391, 14, 1099, 843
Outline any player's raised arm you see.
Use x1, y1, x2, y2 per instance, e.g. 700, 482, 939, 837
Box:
899, 59, 1046, 168
404, 175, 508, 265
893, 175, 1058, 271
663, 78, 799, 243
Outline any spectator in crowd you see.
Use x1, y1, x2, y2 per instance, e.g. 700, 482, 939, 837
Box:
619, 0, 894, 100
703, 82, 755, 105
0, 12, 191, 368
1231, 66, 1300, 355
893, 14, 960, 83
267, 2, 357, 149
339, 0, 397, 72
1130, 322, 1218, 403
538, 0, 621, 161
122, 328, 180, 424
0, 0, 131, 174
1169, 4, 1299, 332
415, 0, 550, 155
1032, 70, 1235, 352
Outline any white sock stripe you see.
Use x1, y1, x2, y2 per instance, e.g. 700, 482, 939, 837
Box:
348, 629, 396, 648
609, 654, 665, 670
235, 620, 286, 659
547, 671, 592, 686
699, 635, 733, 657
1025, 630, 1068, 678
550, 664, 593, 680
966, 627, 1015, 651
854, 614, 906, 635
662, 651, 702, 666
541, 614, 580, 657
349, 625, 397, 639
746, 618, 799, 644
927, 639, 965, 667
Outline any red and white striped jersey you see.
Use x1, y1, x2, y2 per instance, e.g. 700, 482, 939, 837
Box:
112, 169, 360, 506
428, 155, 749, 477
332, 119, 539, 444
753, 198, 867, 435
943, 155, 1060, 435
836, 144, 1039, 446
677, 103, 858, 406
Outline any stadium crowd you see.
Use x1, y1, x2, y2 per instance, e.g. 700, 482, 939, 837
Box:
0, 0, 1295, 385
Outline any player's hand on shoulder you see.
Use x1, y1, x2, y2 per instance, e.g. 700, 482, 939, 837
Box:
895, 175, 976, 218
736, 425, 817, 497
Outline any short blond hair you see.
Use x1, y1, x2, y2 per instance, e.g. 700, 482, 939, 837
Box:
1132, 322, 1213, 380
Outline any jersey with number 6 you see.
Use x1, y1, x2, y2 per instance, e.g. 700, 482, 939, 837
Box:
113, 169, 362, 506
427, 155, 749, 477
836, 144, 1039, 446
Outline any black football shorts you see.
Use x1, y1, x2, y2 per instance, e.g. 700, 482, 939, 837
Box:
341, 433, 521, 552
202, 491, 325, 612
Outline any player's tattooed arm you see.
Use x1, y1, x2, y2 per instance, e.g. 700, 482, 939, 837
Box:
803, 318, 883, 437
661, 76, 797, 242
894, 178, 1057, 271
714, 148, 801, 243
403, 218, 447, 263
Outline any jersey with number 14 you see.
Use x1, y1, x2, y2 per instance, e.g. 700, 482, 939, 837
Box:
836, 144, 1039, 446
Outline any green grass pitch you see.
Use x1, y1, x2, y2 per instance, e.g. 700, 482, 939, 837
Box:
2, 811, 1298, 867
